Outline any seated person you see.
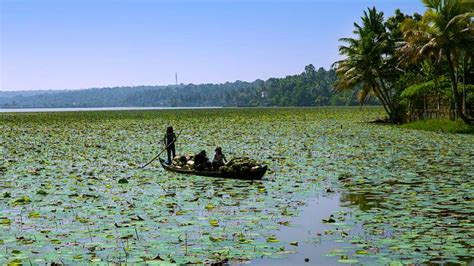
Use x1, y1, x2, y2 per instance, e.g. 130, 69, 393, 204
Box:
194, 150, 210, 171
212, 147, 227, 170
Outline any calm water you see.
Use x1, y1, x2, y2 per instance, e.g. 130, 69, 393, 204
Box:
2, 108, 472, 265
254, 194, 354, 265
0, 106, 221, 113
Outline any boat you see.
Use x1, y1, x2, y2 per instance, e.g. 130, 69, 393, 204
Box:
159, 158, 267, 180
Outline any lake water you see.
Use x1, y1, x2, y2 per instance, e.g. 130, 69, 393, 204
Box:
0, 106, 221, 113
1, 107, 472, 265
254, 194, 354, 265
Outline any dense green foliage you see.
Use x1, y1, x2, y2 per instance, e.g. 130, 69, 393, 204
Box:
335, 1, 474, 124
0, 66, 361, 108
400, 0, 474, 124
1, 107, 473, 264
335, 8, 408, 122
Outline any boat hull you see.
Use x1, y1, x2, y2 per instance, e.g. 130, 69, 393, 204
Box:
159, 158, 267, 180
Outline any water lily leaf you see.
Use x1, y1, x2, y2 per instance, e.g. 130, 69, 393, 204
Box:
209, 219, 219, 227
205, 204, 216, 211
338, 259, 359, 263
355, 249, 368, 255
209, 236, 222, 242
36, 190, 48, 195
11, 196, 30, 206
7, 259, 22, 266
28, 212, 41, 219
0, 218, 11, 226
50, 239, 61, 245
118, 178, 129, 184
266, 236, 279, 243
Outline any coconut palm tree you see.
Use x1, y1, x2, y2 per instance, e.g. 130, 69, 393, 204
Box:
400, 0, 474, 124
334, 7, 402, 122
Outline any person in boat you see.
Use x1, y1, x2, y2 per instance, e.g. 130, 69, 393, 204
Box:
163, 126, 177, 164
212, 146, 227, 170
194, 150, 210, 171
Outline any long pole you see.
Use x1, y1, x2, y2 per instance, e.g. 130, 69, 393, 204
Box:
141, 129, 182, 168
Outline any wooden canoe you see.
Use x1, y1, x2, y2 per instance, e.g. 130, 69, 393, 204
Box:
159, 158, 267, 180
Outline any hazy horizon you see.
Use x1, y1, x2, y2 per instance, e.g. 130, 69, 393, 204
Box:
1, 0, 425, 92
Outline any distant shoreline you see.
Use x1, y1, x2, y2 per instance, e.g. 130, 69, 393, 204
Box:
0, 106, 223, 113
0, 105, 382, 113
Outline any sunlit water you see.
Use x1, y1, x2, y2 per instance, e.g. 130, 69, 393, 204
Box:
254, 194, 353, 265
0, 106, 221, 113
1, 108, 472, 265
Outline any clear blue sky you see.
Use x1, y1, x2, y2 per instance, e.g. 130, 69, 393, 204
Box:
1, 0, 425, 91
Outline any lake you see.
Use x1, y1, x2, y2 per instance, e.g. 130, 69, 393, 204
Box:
0, 106, 222, 113
0, 107, 472, 265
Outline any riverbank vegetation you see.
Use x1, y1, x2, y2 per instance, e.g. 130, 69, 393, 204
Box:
334, 0, 473, 124
402, 119, 474, 134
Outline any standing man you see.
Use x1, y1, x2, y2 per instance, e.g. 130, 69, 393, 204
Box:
163, 126, 177, 164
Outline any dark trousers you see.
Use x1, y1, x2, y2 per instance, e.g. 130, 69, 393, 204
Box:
196, 162, 211, 171
166, 146, 176, 163
212, 161, 224, 170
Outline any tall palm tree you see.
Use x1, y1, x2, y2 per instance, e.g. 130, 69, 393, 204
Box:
334, 8, 402, 122
400, 0, 474, 124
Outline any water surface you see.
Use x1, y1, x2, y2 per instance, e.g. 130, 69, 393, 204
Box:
0, 106, 221, 113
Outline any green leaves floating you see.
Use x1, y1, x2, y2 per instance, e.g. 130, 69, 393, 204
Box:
266, 235, 279, 243
11, 196, 30, 206
0, 107, 472, 265
118, 178, 129, 184
0, 218, 12, 226
27, 212, 41, 219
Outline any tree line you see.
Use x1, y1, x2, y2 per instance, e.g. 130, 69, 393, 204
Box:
335, 0, 473, 124
0, 66, 363, 108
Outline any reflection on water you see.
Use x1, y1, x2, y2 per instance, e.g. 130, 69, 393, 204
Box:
339, 192, 383, 211
253, 194, 363, 265
255, 189, 474, 265
339, 191, 474, 265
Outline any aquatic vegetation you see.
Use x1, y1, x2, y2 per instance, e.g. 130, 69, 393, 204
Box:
0, 107, 472, 264
319, 119, 474, 264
